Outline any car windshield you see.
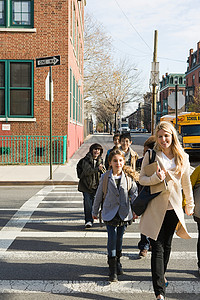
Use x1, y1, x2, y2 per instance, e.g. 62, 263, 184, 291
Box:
121, 124, 128, 127
181, 125, 200, 136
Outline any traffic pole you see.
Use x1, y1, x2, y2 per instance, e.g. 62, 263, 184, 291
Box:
151, 30, 158, 135
49, 66, 53, 180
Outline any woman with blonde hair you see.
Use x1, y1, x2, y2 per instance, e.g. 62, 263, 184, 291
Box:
138, 121, 194, 300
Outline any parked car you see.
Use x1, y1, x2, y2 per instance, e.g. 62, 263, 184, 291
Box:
130, 128, 138, 133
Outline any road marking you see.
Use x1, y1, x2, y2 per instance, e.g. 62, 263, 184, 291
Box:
42, 200, 82, 203
0, 280, 199, 294
0, 251, 197, 260
0, 231, 197, 239
0, 186, 54, 252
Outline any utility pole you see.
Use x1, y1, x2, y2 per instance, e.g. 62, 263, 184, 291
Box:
150, 30, 159, 135
175, 84, 178, 131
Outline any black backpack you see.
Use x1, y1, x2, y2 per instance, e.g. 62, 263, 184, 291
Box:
76, 158, 84, 179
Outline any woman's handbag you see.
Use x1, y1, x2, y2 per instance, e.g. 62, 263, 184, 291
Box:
131, 150, 166, 216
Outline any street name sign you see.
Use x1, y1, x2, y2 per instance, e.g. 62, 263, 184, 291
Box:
36, 55, 60, 68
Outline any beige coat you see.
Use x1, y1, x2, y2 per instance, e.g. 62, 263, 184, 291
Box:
139, 150, 194, 240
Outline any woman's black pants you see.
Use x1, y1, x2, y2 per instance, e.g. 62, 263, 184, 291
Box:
150, 210, 179, 297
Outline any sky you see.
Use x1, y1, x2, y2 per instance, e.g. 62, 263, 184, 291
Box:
85, 0, 200, 113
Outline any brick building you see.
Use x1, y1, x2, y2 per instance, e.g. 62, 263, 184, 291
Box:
158, 73, 186, 122
0, 0, 85, 162
185, 41, 200, 110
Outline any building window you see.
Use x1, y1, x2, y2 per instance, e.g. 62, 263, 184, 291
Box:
0, 0, 34, 28
179, 77, 183, 84
0, 60, 34, 117
70, 68, 72, 120
73, 75, 75, 121
192, 74, 195, 85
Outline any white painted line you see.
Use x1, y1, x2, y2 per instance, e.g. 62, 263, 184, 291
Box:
42, 195, 83, 198
35, 207, 83, 211
0, 251, 197, 261
0, 231, 196, 239
41, 201, 82, 203
0, 280, 199, 294
0, 186, 54, 252
48, 191, 82, 194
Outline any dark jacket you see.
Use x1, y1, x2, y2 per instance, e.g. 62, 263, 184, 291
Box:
77, 152, 104, 193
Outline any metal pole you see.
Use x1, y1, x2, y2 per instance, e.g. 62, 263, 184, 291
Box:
49, 66, 53, 180
175, 84, 178, 131
151, 30, 158, 135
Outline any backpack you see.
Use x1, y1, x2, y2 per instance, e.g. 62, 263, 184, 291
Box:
99, 171, 132, 224
76, 158, 84, 179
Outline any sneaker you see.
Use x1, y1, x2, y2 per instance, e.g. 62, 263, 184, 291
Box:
85, 221, 92, 228
139, 249, 148, 257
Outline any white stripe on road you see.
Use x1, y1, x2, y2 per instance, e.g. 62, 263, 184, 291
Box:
0, 231, 197, 239
0, 186, 54, 252
0, 280, 199, 294
42, 200, 82, 203
0, 251, 197, 260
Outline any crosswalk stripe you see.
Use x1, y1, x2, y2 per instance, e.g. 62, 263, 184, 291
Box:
0, 231, 197, 239
0, 251, 197, 260
0, 280, 199, 294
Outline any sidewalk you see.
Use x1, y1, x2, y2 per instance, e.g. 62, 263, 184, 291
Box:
0, 134, 143, 185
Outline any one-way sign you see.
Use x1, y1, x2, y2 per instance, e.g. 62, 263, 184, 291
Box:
36, 55, 60, 68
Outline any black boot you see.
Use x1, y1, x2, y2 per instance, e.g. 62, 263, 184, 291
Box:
108, 256, 118, 282
116, 250, 123, 275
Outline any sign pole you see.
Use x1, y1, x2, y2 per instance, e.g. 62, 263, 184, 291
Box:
175, 84, 178, 131
49, 66, 53, 180
36, 55, 61, 180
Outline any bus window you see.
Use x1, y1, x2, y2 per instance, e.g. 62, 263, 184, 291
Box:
181, 125, 200, 136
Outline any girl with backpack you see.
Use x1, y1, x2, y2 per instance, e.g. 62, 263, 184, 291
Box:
92, 149, 138, 282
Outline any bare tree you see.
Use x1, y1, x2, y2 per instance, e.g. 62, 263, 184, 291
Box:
84, 13, 143, 132
187, 87, 200, 112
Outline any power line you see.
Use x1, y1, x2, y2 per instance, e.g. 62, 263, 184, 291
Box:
113, 0, 152, 51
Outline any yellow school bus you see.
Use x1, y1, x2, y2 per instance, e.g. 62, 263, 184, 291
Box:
160, 112, 200, 154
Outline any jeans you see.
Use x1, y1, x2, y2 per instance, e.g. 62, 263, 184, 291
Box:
83, 191, 96, 224
197, 222, 200, 268
138, 234, 150, 250
106, 224, 126, 257
150, 210, 178, 297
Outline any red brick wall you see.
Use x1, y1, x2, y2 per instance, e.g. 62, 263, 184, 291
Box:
0, 0, 84, 159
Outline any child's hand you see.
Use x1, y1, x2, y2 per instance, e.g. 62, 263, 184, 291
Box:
92, 215, 98, 220
132, 212, 138, 220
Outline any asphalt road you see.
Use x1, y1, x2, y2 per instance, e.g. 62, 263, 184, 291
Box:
0, 134, 199, 300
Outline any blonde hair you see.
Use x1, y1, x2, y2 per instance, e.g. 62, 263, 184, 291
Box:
108, 149, 139, 181
154, 121, 185, 174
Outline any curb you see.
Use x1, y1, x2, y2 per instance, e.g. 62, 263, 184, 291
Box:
0, 181, 79, 186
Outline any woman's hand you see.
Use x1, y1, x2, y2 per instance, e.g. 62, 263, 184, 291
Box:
156, 165, 166, 181
185, 205, 194, 216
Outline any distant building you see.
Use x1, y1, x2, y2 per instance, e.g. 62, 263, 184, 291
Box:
0, 0, 85, 161
158, 73, 186, 122
127, 92, 151, 132
185, 41, 200, 110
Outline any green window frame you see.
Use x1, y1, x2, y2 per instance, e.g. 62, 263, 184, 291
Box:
0, 60, 34, 118
81, 93, 83, 123
73, 75, 75, 121
76, 82, 78, 121
70, 68, 72, 120
0, 0, 34, 28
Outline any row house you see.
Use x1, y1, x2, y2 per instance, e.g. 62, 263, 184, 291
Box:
158, 73, 186, 122
185, 41, 200, 110
0, 0, 85, 163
